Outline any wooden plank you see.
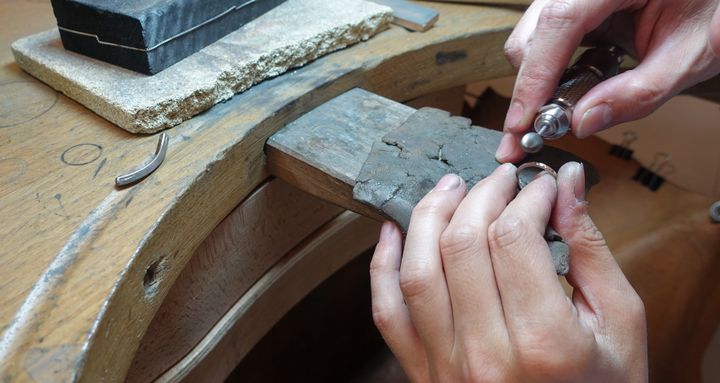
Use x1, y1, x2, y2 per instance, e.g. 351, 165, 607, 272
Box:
157, 211, 381, 382
0, 0, 522, 380
267, 88, 415, 221
125, 179, 342, 382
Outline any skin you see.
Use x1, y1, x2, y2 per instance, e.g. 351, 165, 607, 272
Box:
495, 0, 720, 163
370, 163, 647, 382
370, 2, 720, 378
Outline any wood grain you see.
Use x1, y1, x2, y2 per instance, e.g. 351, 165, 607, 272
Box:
157, 211, 380, 382
267, 88, 415, 220
125, 179, 342, 382
0, 0, 521, 381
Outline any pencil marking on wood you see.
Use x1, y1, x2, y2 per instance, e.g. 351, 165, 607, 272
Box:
60, 144, 102, 166
0, 158, 28, 184
92, 158, 107, 179
0, 81, 58, 128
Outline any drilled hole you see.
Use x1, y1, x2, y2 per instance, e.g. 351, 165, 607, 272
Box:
143, 257, 166, 297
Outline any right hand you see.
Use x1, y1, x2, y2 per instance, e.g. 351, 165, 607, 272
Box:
496, 0, 720, 163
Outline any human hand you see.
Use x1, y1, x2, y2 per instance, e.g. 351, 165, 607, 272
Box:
496, 0, 720, 163
370, 163, 647, 382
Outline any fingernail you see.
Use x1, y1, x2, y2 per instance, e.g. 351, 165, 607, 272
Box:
572, 162, 586, 201
577, 103, 613, 138
435, 174, 462, 191
380, 221, 395, 240
504, 101, 524, 130
495, 133, 514, 161
495, 162, 516, 174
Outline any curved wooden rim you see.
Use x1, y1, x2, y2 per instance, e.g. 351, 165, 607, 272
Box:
0, 4, 521, 382
157, 212, 379, 382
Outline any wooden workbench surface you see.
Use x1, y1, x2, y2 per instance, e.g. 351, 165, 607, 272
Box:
0, 1, 522, 381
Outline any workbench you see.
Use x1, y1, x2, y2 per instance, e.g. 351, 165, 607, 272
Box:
0, 1, 718, 382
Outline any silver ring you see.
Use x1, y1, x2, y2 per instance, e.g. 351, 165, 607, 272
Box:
516, 162, 558, 189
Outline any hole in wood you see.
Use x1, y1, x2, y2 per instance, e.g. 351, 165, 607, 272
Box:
143, 257, 167, 297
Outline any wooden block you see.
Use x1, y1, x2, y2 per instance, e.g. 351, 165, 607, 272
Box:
267, 88, 416, 221
370, 0, 439, 32
267, 88, 594, 225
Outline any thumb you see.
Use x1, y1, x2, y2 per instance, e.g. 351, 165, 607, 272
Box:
551, 163, 641, 317
571, 55, 676, 139
710, 4, 720, 56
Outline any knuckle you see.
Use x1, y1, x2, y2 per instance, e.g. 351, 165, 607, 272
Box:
411, 194, 446, 220
371, 305, 395, 333
369, 253, 386, 274
488, 215, 529, 251
571, 211, 609, 250
516, 64, 555, 98
503, 36, 524, 68
399, 265, 434, 300
462, 359, 508, 383
625, 291, 647, 328
514, 325, 594, 378
538, 0, 578, 28
439, 226, 481, 258
626, 78, 665, 117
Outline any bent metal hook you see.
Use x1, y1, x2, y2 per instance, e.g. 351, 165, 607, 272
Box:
115, 133, 169, 187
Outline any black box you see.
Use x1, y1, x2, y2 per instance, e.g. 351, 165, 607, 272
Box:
50, 0, 287, 75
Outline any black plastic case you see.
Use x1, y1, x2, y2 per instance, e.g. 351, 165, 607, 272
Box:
50, 0, 286, 74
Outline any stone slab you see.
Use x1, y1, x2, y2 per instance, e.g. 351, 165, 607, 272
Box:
11, 0, 392, 133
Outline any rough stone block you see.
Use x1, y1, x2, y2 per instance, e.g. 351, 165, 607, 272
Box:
11, 0, 392, 133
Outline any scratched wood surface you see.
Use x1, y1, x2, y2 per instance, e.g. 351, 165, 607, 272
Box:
125, 179, 342, 382
161, 211, 380, 382
267, 88, 416, 221
0, 0, 521, 381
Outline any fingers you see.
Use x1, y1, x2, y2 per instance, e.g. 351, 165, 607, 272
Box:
494, 132, 526, 164
504, 0, 550, 69
572, 45, 709, 138
497, 0, 645, 163
488, 173, 569, 323
551, 163, 644, 323
371, 221, 429, 382
440, 164, 517, 340
400, 174, 466, 360
711, 4, 720, 56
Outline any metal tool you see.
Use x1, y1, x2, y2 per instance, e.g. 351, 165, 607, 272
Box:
710, 201, 720, 223
115, 133, 169, 187
521, 45, 625, 153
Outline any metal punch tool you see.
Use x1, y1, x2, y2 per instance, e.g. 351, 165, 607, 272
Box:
115, 133, 169, 187
521, 45, 625, 153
